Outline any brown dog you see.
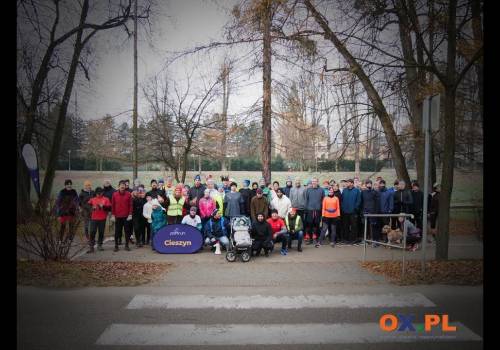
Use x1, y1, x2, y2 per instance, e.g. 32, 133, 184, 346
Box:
382, 225, 403, 246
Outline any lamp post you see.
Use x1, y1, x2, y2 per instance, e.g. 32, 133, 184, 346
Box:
68, 150, 71, 172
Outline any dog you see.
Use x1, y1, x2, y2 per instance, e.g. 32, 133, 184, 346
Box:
382, 225, 403, 246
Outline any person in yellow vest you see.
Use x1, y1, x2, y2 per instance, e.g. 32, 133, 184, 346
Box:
285, 208, 304, 252
317, 186, 341, 247
164, 184, 190, 224
215, 184, 225, 216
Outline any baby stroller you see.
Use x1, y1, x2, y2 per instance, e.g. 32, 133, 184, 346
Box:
226, 216, 253, 262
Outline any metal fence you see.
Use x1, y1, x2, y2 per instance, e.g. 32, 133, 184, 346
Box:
362, 213, 414, 280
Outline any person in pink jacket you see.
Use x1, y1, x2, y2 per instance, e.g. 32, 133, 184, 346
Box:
198, 189, 216, 234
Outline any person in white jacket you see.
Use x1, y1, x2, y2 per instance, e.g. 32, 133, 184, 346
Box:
270, 188, 291, 219
142, 195, 153, 244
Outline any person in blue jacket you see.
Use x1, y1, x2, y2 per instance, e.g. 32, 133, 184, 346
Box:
341, 179, 362, 245
377, 179, 394, 240
204, 209, 231, 250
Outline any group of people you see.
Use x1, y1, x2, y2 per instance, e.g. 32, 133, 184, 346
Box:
54, 173, 441, 255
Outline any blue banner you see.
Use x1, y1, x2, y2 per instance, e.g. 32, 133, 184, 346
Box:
153, 224, 203, 254
22, 144, 41, 198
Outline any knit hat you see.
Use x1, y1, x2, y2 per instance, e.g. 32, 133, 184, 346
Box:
204, 188, 210, 194
243, 179, 250, 186
256, 188, 263, 194
158, 178, 165, 184
194, 175, 201, 181
211, 208, 219, 217
95, 187, 103, 194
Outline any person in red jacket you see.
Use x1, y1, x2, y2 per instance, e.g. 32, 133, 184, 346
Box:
266, 209, 289, 255
112, 180, 133, 251
87, 187, 112, 253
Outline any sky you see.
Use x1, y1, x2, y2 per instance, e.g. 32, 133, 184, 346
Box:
76, 0, 263, 124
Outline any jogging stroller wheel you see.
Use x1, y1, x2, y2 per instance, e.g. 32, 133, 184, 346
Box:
241, 251, 251, 262
226, 251, 237, 262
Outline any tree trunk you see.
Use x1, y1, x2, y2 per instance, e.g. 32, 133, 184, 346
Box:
39, 0, 89, 208
132, 0, 138, 180
436, 0, 457, 261
220, 64, 230, 172
261, 0, 272, 184
304, 0, 410, 185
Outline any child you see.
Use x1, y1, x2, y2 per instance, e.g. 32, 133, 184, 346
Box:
181, 206, 202, 231
398, 214, 422, 251
150, 198, 167, 251
142, 195, 153, 245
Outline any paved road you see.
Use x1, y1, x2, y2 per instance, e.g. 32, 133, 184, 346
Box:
18, 271, 482, 349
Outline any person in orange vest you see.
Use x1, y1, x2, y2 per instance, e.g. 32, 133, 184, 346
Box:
316, 186, 341, 247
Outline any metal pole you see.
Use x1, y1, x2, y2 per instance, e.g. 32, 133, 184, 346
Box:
402, 217, 407, 280
132, 0, 139, 180
422, 96, 432, 273
363, 216, 367, 262
68, 150, 71, 171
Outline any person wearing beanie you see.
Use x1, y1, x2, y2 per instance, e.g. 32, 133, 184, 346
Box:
132, 186, 147, 248
56, 179, 80, 242
304, 178, 325, 245
111, 180, 133, 251
239, 179, 252, 216
199, 188, 217, 233
150, 198, 167, 251
87, 187, 112, 253
250, 188, 269, 223
146, 179, 161, 199
283, 178, 293, 198
361, 179, 380, 247
203, 209, 230, 250
341, 179, 362, 245
250, 212, 273, 257
164, 184, 190, 224
182, 206, 202, 231
188, 174, 206, 210
79, 180, 95, 242
224, 182, 244, 220
317, 186, 341, 248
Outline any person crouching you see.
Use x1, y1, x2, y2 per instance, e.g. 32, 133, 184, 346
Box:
203, 209, 230, 252
250, 213, 273, 257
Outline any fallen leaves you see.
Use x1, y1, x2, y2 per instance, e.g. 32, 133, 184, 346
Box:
360, 259, 483, 286
17, 260, 173, 288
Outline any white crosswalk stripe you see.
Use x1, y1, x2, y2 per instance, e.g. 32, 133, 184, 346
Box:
96, 322, 482, 346
96, 293, 482, 346
126, 293, 436, 309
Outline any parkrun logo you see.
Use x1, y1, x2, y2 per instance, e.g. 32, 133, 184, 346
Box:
379, 314, 457, 332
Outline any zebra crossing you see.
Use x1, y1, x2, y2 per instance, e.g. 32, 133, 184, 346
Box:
95, 293, 482, 347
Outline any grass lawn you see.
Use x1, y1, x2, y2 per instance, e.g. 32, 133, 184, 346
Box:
37, 169, 482, 205
360, 259, 483, 285
17, 260, 173, 288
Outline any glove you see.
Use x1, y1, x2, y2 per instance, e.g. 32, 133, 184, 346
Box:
127, 215, 132, 221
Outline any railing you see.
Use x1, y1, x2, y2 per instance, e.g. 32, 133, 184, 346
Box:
362, 213, 414, 280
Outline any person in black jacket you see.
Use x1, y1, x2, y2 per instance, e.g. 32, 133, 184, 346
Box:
428, 183, 440, 241
146, 179, 162, 199
239, 180, 252, 217
55, 179, 80, 242
361, 179, 381, 245
250, 213, 273, 257
250, 182, 258, 203
410, 181, 424, 230
188, 175, 206, 211
332, 183, 343, 243
132, 187, 147, 247
392, 180, 413, 229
